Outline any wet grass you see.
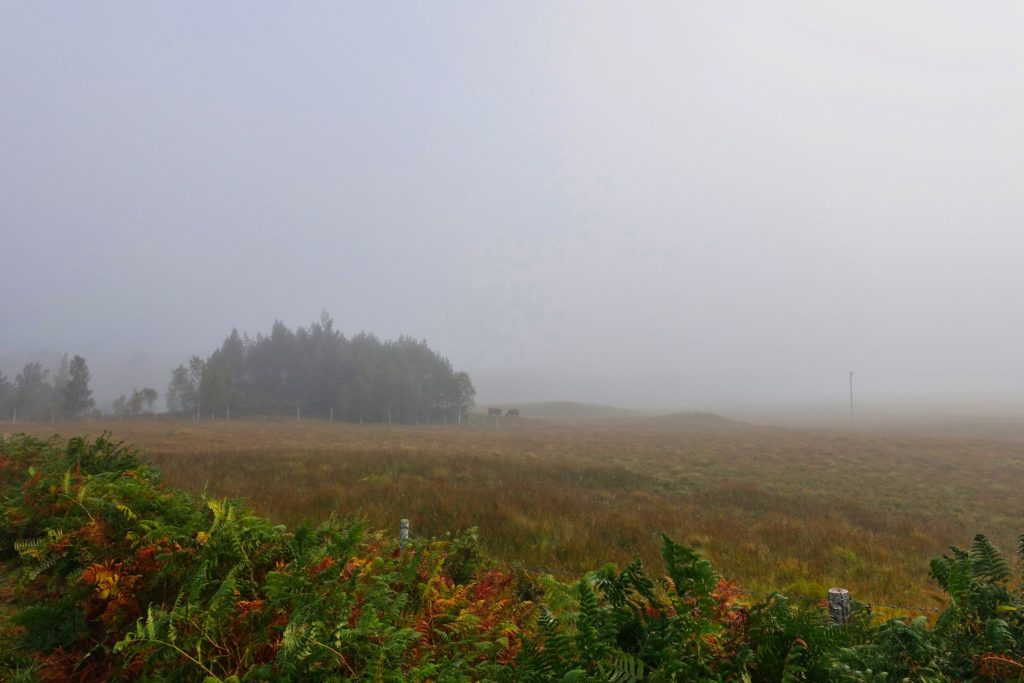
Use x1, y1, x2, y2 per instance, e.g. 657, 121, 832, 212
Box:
11, 415, 1024, 611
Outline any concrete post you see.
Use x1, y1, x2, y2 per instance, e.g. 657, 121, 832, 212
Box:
828, 588, 851, 625
399, 519, 410, 549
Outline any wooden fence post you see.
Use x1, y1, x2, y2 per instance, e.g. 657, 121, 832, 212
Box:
399, 519, 410, 549
828, 587, 851, 625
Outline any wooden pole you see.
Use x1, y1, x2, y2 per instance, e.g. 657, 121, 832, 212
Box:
849, 371, 854, 417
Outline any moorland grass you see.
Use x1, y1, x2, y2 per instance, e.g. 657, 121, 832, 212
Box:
11, 415, 1024, 612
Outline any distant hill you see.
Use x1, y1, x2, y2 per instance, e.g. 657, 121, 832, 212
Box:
477, 401, 644, 419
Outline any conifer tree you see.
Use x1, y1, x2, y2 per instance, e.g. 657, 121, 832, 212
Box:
62, 355, 95, 418
0, 371, 12, 418
15, 362, 51, 419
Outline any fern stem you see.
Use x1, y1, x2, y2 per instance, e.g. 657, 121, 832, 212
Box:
300, 633, 357, 677
139, 638, 219, 678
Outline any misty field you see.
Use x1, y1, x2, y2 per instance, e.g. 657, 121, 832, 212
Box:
11, 415, 1024, 612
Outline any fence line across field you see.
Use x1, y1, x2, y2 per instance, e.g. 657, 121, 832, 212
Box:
398, 520, 947, 624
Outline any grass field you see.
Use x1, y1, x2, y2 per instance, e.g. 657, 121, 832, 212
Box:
8, 413, 1024, 613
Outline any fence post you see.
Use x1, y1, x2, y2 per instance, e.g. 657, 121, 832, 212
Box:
399, 519, 410, 549
828, 588, 851, 625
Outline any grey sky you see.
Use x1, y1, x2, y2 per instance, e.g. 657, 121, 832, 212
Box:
2, 2, 1023, 410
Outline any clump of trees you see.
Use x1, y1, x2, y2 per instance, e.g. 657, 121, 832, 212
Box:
111, 387, 159, 417
0, 354, 95, 420
167, 313, 475, 423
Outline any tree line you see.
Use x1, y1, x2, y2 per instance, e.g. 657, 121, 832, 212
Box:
0, 354, 162, 421
166, 313, 476, 424
0, 354, 96, 420
1, 314, 475, 424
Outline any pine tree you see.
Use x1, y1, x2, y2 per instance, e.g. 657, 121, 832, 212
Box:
51, 354, 70, 415
15, 362, 52, 419
62, 355, 95, 418
166, 365, 191, 413
0, 371, 12, 418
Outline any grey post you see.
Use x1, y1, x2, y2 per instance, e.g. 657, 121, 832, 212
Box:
828, 588, 851, 625
849, 371, 854, 417
399, 519, 410, 549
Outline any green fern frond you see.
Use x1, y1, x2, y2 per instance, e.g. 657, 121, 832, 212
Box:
985, 618, 1014, 651
780, 641, 808, 683
146, 605, 158, 640
14, 536, 46, 559
661, 534, 718, 608
30, 552, 60, 580
605, 651, 644, 683
970, 534, 1010, 583
115, 502, 137, 522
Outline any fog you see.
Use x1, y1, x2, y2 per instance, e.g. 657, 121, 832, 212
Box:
2, 2, 1023, 413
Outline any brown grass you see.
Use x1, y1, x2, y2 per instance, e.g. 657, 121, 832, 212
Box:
10, 415, 1024, 612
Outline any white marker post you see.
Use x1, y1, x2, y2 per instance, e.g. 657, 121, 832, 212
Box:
399, 519, 410, 549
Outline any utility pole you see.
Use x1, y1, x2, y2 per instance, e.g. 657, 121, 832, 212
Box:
849, 371, 854, 417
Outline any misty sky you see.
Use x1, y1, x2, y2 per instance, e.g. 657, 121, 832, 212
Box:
2, 2, 1023, 410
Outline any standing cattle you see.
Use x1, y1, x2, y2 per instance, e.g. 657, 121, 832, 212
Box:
487, 408, 502, 417
506, 409, 520, 418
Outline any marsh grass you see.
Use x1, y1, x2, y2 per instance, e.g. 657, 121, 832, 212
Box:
13, 415, 1024, 610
